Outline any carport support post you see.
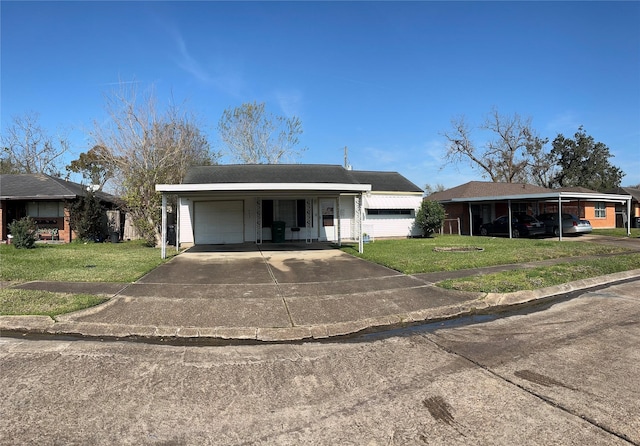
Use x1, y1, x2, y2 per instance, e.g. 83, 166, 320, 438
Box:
508, 200, 513, 238
558, 196, 563, 242
161, 194, 167, 259
627, 196, 632, 236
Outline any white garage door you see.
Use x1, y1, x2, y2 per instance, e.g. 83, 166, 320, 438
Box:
194, 201, 244, 244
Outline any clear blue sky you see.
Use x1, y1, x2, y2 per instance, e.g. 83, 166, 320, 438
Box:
2, 1, 639, 190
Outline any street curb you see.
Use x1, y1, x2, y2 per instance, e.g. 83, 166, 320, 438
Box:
2, 269, 639, 343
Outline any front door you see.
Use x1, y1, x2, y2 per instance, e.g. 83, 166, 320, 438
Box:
319, 199, 336, 241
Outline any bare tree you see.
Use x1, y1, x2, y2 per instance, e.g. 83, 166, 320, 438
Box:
90, 83, 215, 245
218, 101, 306, 164
442, 108, 549, 184
1, 112, 69, 176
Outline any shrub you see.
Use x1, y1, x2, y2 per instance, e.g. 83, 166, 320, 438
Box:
415, 200, 446, 237
8, 217, 37, 249
67, 191, 107, 242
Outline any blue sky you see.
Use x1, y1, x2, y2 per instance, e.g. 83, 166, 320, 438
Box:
2, 1, 639, 190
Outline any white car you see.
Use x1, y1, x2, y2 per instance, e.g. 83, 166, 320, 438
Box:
536, 213, 592, 236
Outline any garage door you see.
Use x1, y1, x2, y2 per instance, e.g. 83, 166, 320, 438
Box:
194, 201, 244, 244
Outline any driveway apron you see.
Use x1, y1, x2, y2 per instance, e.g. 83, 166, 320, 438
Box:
62, 243, 481, 331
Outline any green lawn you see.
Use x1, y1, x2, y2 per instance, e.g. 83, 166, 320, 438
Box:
0, 241, 172, 317
342, 235, 640, 293
341, 236, 633, 275
0, 240, 170, 283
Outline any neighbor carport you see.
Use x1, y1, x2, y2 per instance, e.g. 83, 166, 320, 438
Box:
454, 191, 633, 240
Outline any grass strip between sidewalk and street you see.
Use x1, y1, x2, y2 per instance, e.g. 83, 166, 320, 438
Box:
0, 289, 108, 318
438, 253, 640, 293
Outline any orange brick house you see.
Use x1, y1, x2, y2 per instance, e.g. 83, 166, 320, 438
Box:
1, 174, 119, 243
427, 181, 633, 238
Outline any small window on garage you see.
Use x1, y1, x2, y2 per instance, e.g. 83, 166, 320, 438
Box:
595, 202, 606, 218
366, 209, 413, 216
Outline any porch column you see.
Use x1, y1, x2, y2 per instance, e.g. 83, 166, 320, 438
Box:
337, 195, 342, 247
255, 197, 262, 245
175, 197, 180, 252
305, 198, 312, 243
161, 194, 167, 259
468, 203, 473, 236
357, 192, 363, 253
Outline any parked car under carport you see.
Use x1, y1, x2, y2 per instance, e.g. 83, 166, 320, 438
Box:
536, 213, 592, 236
479, 214, 546, 238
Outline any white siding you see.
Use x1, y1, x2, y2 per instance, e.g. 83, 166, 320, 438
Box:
179, 198, 194, 245
363, 194, 422, 238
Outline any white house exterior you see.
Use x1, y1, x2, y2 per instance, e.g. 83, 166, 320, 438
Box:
156, 165, 423, 256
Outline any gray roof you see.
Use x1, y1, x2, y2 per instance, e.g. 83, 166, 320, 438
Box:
607, 187, 640, 201
349, 170, 423, 193
427, 181, 551, 202
0, 173, 116, 202
183, 164, 423, 193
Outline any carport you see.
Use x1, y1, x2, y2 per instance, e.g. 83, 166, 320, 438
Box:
156, 181, 371, 259
456, 191, 633, 240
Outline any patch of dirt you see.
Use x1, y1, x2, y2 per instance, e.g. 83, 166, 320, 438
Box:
433, 246, 484, 253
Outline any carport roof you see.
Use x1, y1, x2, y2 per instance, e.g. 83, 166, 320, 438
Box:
157, 164, 378, 194
428, 181, 632, 203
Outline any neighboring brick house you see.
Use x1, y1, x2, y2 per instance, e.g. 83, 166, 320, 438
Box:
1, 173, 119, 243
427, 181, 633, 236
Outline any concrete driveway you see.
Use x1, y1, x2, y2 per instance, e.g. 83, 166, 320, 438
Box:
60, 243, 480, 338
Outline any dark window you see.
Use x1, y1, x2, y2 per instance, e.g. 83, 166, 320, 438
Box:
296, 199, 306, 227
366, 209, 413, 216
262, 200, 274, 227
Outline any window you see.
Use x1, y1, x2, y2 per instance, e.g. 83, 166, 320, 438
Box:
26, 201, 65, 217
366, 209, 413, 216
261, 199, 308, 228
595, 202, 606, 218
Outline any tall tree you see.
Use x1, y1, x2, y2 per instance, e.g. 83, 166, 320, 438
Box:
549, 126, 624, 192
1, 112, 69, 176
90, 83, 216, 246
65, 145, 114, 189
442, 108, 549, 184
218, 101, 306, 164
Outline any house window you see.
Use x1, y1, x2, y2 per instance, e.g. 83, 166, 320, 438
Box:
366, 209, 413, 216
595, 202, 606, 218
26, 201, 65, 217
262, 199, 308, 228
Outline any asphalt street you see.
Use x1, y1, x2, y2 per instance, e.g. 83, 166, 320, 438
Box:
1, 279, 638, 445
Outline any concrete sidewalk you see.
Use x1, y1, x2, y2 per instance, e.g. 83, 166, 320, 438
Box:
2, 242, 640, 342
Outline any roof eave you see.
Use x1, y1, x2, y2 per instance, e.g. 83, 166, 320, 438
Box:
156, 183, 372, 193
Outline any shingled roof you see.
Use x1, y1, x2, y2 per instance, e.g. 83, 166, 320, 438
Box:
349, 170, 423, 193
427, 181, 552, 202
184, 164, 358, 185
0, 173, 116, 202
182, 164, 422, 193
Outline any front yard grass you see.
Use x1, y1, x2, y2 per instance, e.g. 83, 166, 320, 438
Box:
342, 235, 640, 293
341, 236, 633, 275
0, 240, 172, 317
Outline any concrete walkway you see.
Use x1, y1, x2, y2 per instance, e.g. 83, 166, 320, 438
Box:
2, 238, 640, 342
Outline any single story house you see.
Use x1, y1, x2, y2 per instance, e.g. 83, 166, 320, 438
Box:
0, 173, 119, 243
156, 164, 423, 257
427, 181, 633, 239
607, 187, 640, 228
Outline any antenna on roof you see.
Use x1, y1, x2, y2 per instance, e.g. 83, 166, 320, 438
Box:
344, 146, 352, 170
